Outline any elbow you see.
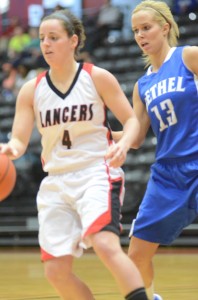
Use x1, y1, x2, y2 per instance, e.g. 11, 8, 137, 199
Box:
131, 144, 141, 150
130, 137, 145, 150
130, 143, 141, 150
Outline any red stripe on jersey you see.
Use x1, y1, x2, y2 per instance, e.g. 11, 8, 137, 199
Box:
35, 70, 47, 87
107, 129, 113, 146
83, 62, 94, 75
41, 156, 45, 169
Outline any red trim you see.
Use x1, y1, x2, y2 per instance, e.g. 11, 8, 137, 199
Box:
111, 177, 123, 204
84, 210, 111, 237
83, 62, 94, 75
110, 177, 122, 183
106, 128, 113, 146
41, 248, 55, 262
35, 70, 47, 87
41, 156, 45, 169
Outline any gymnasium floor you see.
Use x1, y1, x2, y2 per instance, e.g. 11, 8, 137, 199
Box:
0, 247, 197, 300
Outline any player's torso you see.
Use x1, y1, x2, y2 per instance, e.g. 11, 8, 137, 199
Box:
138, 47, 198, 160
33, 63, 112, 173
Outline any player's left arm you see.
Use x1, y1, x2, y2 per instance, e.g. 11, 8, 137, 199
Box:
183, 46, 198, 76
92, 66, 140, 167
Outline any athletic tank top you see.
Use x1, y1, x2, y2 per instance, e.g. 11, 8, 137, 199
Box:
33, 63, 113, 173
138, 47, 198, 161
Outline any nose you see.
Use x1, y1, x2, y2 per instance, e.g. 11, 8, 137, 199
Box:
136, 30, 144, 38
42, 37, 50, 46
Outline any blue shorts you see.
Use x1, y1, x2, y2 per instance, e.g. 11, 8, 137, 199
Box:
131, 155, 198, 245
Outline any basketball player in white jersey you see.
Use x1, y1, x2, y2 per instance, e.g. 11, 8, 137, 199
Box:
0, 9, 148, 300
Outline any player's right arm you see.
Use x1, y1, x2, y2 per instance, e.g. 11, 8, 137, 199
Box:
0, 78, 36, 160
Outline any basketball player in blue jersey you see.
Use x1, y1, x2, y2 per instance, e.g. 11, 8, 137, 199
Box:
0, 9, 148, 300
110, 1, 198, 299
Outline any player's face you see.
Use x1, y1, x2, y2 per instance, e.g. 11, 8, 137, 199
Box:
132, 10, 167, 55
39, 19, 77, 66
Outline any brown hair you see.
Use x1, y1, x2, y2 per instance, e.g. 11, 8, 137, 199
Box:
41, 9, 86, 58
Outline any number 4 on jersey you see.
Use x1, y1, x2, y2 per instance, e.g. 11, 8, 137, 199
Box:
62, 130, 72, 149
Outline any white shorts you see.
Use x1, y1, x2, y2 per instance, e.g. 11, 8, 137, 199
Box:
36, 164, 124, 260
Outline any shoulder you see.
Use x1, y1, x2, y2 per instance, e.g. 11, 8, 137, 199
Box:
91, 65, 120, 93
17, 77, 37, 102
182, 46, 198, 75
85, 65, 126, 103
133, 81, 140, 99
91, 65, 118, 83
81, 63, 117, 87
183, 45, 198, 59
21, 77, 37, 91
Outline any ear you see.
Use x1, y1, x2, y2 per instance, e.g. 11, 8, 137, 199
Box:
70, 34, 79, 49
163, 22, 170, 36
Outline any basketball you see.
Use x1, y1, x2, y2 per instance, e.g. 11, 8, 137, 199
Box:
0, 154, 17, 201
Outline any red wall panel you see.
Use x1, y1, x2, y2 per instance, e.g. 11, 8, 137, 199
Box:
9, 0, 42, 28
83, 0, 104, 16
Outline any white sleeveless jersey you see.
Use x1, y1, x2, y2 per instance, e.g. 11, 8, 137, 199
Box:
33, 63, 114, 173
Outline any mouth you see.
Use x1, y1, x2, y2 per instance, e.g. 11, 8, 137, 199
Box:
140, 42, 151, 53
45, 51, 53, 55
141, 42, 149, 48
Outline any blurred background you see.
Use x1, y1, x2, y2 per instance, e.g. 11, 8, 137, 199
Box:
0, 0, 198, 248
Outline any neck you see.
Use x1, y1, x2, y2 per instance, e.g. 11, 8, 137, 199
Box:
150, 45, 171, 72
50, 60, 77, 83
49, 60, 79, 94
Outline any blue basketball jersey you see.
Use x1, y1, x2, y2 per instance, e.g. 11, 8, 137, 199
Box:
138, 47, 198, 161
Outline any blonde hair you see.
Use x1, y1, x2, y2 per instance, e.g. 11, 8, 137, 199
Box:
41, 9, 86, 59
132, 0, 179, 67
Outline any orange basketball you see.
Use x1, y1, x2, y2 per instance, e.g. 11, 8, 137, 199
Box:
0, 154, 17, 201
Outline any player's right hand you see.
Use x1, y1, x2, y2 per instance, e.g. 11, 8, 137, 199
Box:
0, 143, 18, 159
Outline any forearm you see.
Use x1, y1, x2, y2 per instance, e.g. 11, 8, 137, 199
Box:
112, 118, 146, 149
119, 117, 141, 150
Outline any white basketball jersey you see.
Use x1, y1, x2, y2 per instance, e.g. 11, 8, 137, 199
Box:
33, 63, 113, 173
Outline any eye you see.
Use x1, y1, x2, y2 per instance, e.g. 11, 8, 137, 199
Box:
133, 29, 139, 34
51, 36, 58, 41
143, 25, 151, 31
